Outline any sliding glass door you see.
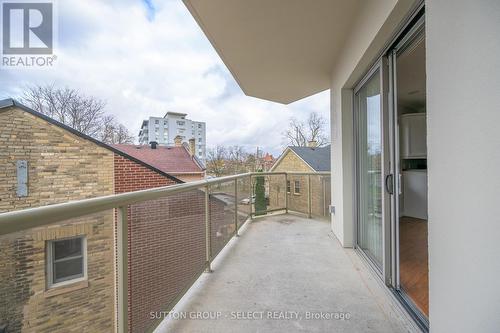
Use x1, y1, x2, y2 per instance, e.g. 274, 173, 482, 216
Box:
353, 6, 428, 331
355, 68, 384, 270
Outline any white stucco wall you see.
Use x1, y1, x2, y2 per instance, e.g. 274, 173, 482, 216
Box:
426, 1, 500, 331
329, 0, 417, 246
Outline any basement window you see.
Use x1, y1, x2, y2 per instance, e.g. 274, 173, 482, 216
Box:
294, 180, 301, 195
47, 236, 87, 288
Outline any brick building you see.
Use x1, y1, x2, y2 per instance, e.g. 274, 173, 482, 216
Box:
0, 99, 182, 332
269, 144, 331, 217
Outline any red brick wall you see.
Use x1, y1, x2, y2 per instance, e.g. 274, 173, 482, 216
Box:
128, 192, 207, 333
113, 154, 178, 194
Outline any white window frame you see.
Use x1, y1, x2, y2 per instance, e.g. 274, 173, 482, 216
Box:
286, 180, 291, 193
47, 236, 87, 288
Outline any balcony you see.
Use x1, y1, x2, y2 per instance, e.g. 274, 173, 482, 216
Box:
158, 213, 414, 333
0, 172, 417, 333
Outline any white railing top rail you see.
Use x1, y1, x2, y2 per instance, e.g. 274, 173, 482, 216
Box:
0, 171, 329, 236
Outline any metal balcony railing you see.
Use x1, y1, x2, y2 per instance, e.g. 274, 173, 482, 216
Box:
0, 171, 330, 333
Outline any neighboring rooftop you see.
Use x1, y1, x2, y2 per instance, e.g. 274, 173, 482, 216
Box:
0, 98, 182, 183
112, 144, 205, 175
263, 153, 274, 162
289, 145, 331, 172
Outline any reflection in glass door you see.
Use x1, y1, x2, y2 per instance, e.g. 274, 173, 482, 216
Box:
355, 68, 383, 270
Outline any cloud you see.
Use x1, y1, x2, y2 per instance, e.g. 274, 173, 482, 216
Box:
0, 0, 329, 156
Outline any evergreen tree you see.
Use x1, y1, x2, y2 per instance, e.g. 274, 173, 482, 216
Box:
254, 170, 267, 215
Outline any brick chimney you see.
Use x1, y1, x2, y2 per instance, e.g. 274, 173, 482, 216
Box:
307, 140, 317, 148
174, 135, 183, 147
188, 138, 196, 157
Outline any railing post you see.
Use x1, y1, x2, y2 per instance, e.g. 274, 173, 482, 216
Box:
308, 174, 312, 218
234, 179, 239, 236
205, 185, 212, 272
117, 206, 129, 333
249, 174, 253, 220
285, 173, 289, 213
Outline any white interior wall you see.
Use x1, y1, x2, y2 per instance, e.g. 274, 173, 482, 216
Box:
426, 0, 500, 331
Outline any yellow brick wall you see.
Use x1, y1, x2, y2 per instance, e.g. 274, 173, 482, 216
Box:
269, 150, 312, 213
271, 149, 314, 173
0, 107, 115, 332
0, 108, 114, 212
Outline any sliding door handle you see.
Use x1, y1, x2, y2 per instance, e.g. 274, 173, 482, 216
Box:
385, 174, 394, 195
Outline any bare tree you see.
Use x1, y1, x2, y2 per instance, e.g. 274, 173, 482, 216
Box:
21, 84, 134, 144
99, 115, 134, 144
282, 112, 329, 147
207, 145, 275, 176
206, 145, 227, 177
113, 124, 135, 144
226, 145, 249, 174
99, 115, 117, 144
22, 85, 106, 137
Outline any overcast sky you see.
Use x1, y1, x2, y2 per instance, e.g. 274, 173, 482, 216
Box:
0, 0, 329, 156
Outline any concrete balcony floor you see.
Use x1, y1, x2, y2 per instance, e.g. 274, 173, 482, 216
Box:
157, 214, 419, 333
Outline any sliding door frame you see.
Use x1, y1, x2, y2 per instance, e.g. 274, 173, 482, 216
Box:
353, 60, 391, 280
388, 14, 429, 330
390, 13, 426, 289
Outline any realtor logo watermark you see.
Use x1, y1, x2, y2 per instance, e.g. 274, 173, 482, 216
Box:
1, 0, 57, 68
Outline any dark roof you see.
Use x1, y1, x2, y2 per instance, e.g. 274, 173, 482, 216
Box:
111, 144, 205, 174
289, 145, 331, 171
0, 98, 183, 183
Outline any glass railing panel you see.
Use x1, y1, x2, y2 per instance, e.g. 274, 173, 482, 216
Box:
252, 173, 286, 216
236, 176, 251, 228
209, 180, 237, 258
286, 174, 309, 215
309, 174, 332, 220
128, 190, 207, 333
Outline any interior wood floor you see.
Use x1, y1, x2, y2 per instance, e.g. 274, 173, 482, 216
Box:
399, 216, 429, 317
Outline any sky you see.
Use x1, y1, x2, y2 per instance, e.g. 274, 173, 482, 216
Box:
0, 0, 330, 156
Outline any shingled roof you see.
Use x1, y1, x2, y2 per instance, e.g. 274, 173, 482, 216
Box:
288, 145, 331, 172
111, 144, 205, 175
